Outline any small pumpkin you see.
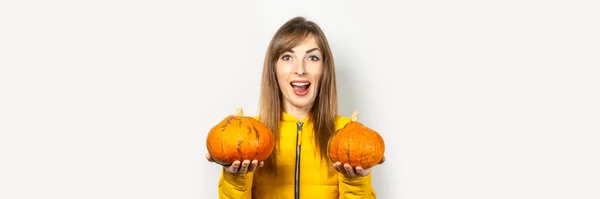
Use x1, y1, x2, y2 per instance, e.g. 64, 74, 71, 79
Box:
328, 110, 385, 169
206, 107, 275, 166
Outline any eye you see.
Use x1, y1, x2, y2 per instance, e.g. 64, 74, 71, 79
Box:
308, 56, 320, 61
281, 54, 292, 61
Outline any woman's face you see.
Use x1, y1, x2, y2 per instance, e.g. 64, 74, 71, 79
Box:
276, 34, 324, 112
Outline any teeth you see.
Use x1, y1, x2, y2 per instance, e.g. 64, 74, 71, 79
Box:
291, 82, 310, 86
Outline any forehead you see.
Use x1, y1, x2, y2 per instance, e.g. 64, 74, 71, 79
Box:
290, 35, 320, 53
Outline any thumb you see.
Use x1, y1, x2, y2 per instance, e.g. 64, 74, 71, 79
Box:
378, 156, 385, 164
205, 153, 215, 162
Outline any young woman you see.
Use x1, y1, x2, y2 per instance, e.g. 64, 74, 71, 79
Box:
206, 16, 385, 199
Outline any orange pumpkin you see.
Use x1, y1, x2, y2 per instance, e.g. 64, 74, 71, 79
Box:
328, 110, 385, 169
206, 107, 275, 166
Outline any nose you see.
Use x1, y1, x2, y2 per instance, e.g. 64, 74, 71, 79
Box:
294, 59, 306, 75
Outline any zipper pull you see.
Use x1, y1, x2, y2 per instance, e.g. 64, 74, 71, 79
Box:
297, 122, 303, 146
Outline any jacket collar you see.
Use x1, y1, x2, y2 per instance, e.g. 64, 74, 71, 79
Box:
281, 111, 311, 123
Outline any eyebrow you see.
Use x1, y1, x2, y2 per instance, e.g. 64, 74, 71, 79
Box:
286, 48, 321, 54
306, 48, 320, 53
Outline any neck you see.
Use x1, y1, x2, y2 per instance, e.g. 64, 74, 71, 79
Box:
283, 101, 312, 121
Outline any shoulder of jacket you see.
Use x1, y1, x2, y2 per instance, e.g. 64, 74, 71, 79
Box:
335, 115, 352, 130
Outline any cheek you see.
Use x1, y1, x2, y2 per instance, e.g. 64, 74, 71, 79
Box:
275, 63, 289, 87
311, 63, 324, 83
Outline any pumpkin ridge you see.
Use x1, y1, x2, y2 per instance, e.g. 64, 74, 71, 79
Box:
345, 127, 351, 166
206, 127, 214, 160
328, 128, 340, 162
237, 137, 243, 161
252, 124, 260, 161
337, 129, 343, 166
220, 123, 230, 166
345, 145, 351, 166
358, 127, 365, 168
327, 131, 333, 163
221, 116, 233, 130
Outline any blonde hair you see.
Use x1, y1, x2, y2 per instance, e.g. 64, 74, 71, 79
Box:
259, 16, 338, 175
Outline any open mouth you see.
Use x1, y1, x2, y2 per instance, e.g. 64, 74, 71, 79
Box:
290, 81, 311, 96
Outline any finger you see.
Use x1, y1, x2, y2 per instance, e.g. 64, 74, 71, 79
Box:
248, 160, 259, 172
344, 163, 357, 177
334, 162, 343, 168
226, 161, 240, 174
258, 161, 264, 168
333, 162, 344, 173
205, 153, 214, 162
356, 166, 370, 177
238, 160, 251, 174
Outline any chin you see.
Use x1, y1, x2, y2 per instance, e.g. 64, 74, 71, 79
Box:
292, 102, 313, 109
289, 96, 316, 109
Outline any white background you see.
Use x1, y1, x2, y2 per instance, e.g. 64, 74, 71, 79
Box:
1, 0, 599, 198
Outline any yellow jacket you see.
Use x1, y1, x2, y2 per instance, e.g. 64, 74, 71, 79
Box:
217, 112, 377, 198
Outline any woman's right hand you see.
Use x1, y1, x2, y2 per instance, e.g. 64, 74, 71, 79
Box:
205, 153, 264, 175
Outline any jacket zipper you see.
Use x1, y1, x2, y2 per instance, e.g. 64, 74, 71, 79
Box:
294, 122, 303, 199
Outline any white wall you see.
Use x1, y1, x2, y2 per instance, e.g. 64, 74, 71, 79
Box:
1, 0, 599, 198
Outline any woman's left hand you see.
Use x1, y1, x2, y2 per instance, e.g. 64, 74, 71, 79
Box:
333, 156, 385, 178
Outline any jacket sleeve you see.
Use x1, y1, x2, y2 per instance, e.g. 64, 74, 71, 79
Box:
338, 172, 377, 199
218, 168, 254, 199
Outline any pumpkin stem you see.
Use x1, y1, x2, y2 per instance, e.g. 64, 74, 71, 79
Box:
236, 107, 244, 116
351, 109, 359, 122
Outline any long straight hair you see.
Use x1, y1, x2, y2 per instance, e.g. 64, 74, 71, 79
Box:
259, 16, 338, 175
